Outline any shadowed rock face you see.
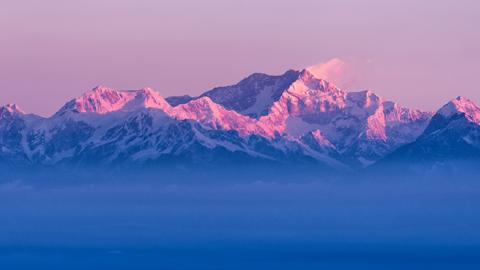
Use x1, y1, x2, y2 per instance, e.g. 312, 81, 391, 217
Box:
166, 70, 301, 119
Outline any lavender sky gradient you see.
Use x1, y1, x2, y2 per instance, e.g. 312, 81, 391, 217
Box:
1, 0, 479, 116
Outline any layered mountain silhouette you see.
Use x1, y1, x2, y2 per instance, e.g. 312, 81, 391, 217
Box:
1, 66, 479, 179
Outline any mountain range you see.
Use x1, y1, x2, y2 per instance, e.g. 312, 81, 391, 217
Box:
1, 66, 479, 180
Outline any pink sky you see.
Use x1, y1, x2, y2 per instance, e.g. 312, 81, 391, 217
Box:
1, 0, 479, 116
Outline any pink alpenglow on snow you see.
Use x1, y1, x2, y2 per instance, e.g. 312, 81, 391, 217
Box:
37, 65, 433, 166
56, 86, 172, 115
1, 64, 479, 171
0, 104, 25, 117
438, 96, 480, 123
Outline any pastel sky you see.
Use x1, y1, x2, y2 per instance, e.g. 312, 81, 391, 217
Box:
1, 0, 479, 116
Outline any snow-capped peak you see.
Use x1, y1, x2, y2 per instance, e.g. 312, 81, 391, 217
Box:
122, 87, 172, 112
172, 96, 261, 136
437, 96, 480, 123
1, 103, 24, 114
288, 69, 341, 95
0, 103, 25, 118
299, 68, 329, 86
55, 86, 171, 115
174, 96, 222, 119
